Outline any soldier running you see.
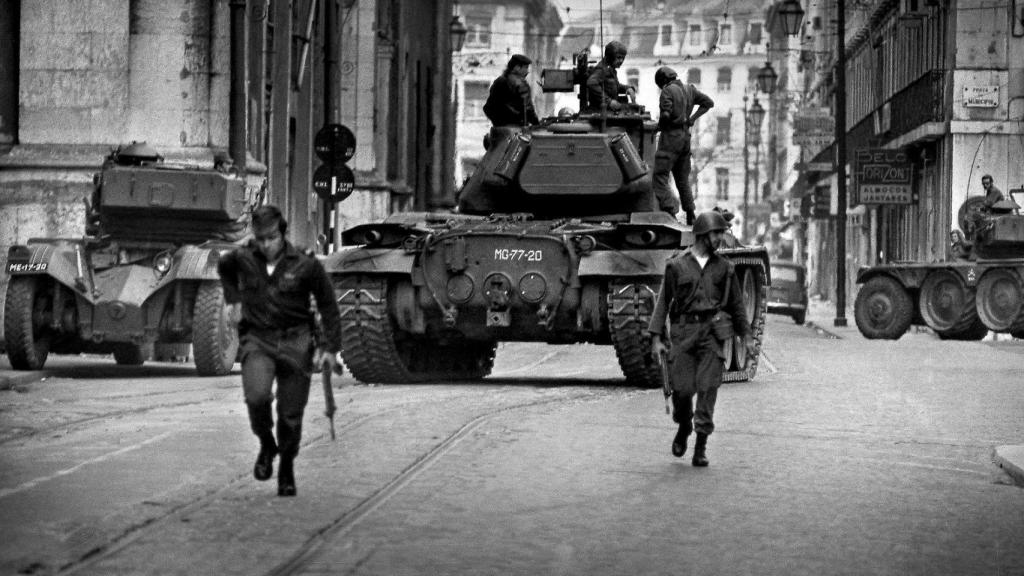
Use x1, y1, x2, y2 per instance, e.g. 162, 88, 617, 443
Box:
648, 211, 756, 466
217, 205, 342, 496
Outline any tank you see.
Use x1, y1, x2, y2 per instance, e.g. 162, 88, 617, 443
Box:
854, 190, 1024, 340
4, 142, 262, 374
323, 53, 770, 386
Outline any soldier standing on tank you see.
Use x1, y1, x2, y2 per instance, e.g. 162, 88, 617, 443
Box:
648, 211, 756, 467
483, 54, 540, 127
217, 205, 342, 496
586, 41, 636, 112
652, 66, 714, 224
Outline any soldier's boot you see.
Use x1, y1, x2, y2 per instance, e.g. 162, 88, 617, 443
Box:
685, 210, 696, 226
671, 426, 689, 458
249, 404, 277, 481
278, 455, 296, 497
692, 433, 709, 467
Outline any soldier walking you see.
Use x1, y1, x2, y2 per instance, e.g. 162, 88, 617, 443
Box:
217, 205, 342, 496
648, 211, 756, 466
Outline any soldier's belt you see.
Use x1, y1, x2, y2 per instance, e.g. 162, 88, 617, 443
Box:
673, 311, 716, 324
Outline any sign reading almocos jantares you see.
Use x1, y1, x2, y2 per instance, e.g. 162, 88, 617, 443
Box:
854, 148, 914, 205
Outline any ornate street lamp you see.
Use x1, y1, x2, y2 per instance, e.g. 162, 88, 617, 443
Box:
777, 0, 805, 36
748, 98, 766, 133
757, 61, 778, 94
450, 15, 468, 52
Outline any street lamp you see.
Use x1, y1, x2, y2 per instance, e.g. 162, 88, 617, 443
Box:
757, 61, 778, 94
743, 97, 766, 240
777, 0, 806, 36
450, 15, 467, 52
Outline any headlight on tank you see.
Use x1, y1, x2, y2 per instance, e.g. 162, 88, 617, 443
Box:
153, 252, 173, 276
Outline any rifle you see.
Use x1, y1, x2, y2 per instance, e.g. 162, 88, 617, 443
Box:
657, 347, 672, 417
320, 352, 337, 441
312, 305, 339, 440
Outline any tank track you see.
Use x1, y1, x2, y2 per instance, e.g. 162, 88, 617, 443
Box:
722, 256, 768, 383
333, 275, 496, 384
607, 281, 661, 388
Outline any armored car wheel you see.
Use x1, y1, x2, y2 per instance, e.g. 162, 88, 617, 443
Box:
854, 276, 913, 339
4, 276, 52, 370
919, 270, 979, 335
936, 318, 989, 341
192, 281, 238, 376
975, 268, 1024, 333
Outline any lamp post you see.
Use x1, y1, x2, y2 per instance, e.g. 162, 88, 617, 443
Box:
742, 95, 750, 240
450, 15, 467, 52
834, 0, 848, 327
745, 97, 761, 239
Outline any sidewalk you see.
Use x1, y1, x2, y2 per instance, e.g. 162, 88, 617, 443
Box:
798, 295, 1024, 487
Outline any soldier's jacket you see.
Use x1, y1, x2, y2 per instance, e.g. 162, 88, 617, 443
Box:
649, 249, 750, 393
658, 80, 714, 136
217, 240, 342, 355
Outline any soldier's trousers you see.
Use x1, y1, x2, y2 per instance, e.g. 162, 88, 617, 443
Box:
672, 387, 718, 437
652, 128, 693, 216
240, 326, 314, 459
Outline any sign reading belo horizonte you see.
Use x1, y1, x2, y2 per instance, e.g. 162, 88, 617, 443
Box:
854, 148, 914, 205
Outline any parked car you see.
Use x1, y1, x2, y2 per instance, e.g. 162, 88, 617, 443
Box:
768, 261, 808, 324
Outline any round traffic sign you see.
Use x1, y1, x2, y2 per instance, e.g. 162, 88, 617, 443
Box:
312, 163, 355, 203
314, 123, 356, 164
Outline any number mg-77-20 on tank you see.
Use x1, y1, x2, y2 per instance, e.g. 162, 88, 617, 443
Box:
322, 52, 770, 387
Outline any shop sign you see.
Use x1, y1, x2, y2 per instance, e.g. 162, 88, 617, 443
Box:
853, 148, 915, 205
793, 108, 834, 150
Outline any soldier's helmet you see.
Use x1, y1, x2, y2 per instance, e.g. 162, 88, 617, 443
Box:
693, 211, 729, 236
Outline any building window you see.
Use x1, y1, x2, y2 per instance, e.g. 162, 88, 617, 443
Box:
748, 22, 763, 44
465, 16, 491, 48
626, 68, 639, 90
716, 116, 730, 146
464, 82, 490, 119
716, 168, 730, 201
689, 24, 702, 47
716, 67, 732, 92
660, 24, 673, 47
719, 24, 732, 45
686, 68, 701, 85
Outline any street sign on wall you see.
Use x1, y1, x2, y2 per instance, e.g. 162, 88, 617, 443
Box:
853, 148, 915, 205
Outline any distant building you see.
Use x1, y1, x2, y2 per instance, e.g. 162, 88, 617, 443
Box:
554, 0, 775, 241
452, 1, 563, 188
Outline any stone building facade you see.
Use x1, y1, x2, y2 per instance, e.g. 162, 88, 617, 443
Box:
0, 0, 459, 343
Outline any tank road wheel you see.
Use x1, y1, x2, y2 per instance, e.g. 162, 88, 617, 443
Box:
721, 258, 767, 383
607, 281, 661, 388
113, 343, 146, 366
192, 281, 239, 376
976, 268, 1024, 334
854, 276, 913, 339
919, 270, 979, 336
4, 276, 53, 370
334, 276, 496, 384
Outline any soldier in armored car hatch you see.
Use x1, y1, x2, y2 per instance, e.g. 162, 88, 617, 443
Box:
216, 205, 342, 497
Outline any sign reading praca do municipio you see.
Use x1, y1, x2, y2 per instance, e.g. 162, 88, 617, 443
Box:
853, 148, 914, 205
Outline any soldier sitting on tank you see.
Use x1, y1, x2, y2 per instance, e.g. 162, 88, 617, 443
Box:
483, 54, 540, 128
585, 41, 636, 112
714, 207, 742, 249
